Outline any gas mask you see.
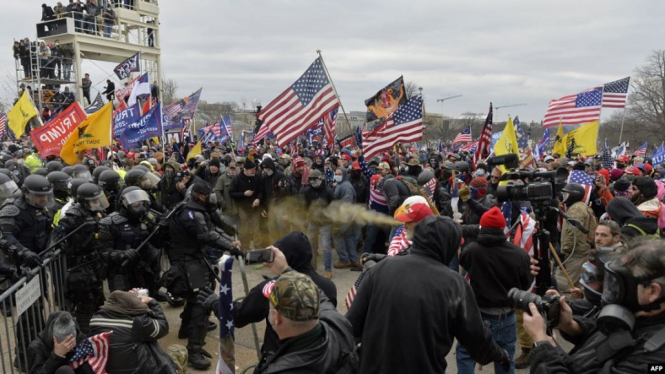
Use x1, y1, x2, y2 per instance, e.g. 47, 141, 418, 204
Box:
127, 202, 148, 221
263, 168, 274, 177
310, 180, 323, 188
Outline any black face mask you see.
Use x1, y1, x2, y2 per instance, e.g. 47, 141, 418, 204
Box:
127, 204, 147, 222
351, 170, 361, 179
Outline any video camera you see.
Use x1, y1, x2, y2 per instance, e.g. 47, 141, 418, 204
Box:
508, 288, 563, 331
486, 153, 568, 205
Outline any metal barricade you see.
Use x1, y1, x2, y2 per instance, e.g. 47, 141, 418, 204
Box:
0, 249, 67, 373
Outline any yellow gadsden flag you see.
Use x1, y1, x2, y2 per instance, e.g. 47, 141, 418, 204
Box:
60, 102, 113, 165
561, 120, 599, 157
494, 116, 519, 157
552, 123, 565, 157
187, 141, 202, 160
7, 91, 39, 138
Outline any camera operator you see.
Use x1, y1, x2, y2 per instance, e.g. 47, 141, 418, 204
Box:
557, 183, 598, 297
456, 206, 533, 373
523, 240, 665, 373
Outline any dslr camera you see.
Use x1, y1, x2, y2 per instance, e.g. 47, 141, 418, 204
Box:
508, 288, 563, 329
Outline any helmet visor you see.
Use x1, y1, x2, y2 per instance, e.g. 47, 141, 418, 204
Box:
72, 170, 92, 182
26, 189, 54, 208
138, 172, 161, 190
82, 192, 110, 212
122, 189, 150, 207
0, 180, 19, 200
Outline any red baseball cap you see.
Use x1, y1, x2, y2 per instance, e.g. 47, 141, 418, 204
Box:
351, 161, 361, 170
394, 197, 434, 223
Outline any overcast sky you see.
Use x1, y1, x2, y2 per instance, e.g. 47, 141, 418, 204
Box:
4, 1, 665, 123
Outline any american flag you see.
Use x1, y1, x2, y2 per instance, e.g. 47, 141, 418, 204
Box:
68, 331, 112, 373
320, 108, 338, 148
362, 95, 424, 159
338, 133, 355, 149
514, 116, 536, 168
216, 255, 234, 374
387, 226, 411, 257
0, 113, 7, 137
512, 210, 536, 291
602, 139, 613, 169
216, 116, 233, 144
345, 268, 369, 310
543, 87, 602, 128
452, 127, 472, 145
633, 141, 647, 156
253, 121, 270, 144
602, 77, 630, 108
534, 128, 550, 161
257, 57, 340, 147
461, 141, 478, 153
473, 103, 493, 165
423, 177, 438, 201
567, 170, 594, 204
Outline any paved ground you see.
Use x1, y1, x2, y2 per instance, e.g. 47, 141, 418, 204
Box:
155, 253, 571, 373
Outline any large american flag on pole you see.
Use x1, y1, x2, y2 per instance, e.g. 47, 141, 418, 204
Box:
257, 57, 340, 146
362, 95, 424, 159
68, 331, 112, 373
602, 77, 630, 108
473, 103, 493, 166
633, 141, 647, 156
543, 87, 602, 128
452, 127, 472, 145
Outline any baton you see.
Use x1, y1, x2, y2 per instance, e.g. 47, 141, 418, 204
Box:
121, 208, 176, 266
39, 221, 96, 257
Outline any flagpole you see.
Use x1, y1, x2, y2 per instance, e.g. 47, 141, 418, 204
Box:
316, 50, 352, 138
419, 86, 429, 150
618, 108, 627, 144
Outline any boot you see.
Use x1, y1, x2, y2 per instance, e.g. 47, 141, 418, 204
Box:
514, 347, 531, 369
178, 324, 189, 339
188, 346, 212, 370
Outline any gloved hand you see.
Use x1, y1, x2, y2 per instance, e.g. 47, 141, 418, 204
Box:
229, 246, 244, 259
196, 287, 219, 312
19, 249, 43, 268
360, 253, 387, 265
18, 266, 33, 281
458, 186, 470, 202
123, 248, 141, 264
496, 349, 510, 372
158, 216, 169, 228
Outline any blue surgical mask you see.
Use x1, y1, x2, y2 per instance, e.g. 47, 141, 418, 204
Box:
334, 175, 343, 183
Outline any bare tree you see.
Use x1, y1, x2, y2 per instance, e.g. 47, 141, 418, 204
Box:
626, 50, 665, 134
240, 96, 248, 111
405, 81, 420, 98
161, 77, 178, 104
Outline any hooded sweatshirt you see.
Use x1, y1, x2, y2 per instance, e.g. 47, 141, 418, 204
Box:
606, 197, 660, 240
158, 161, 182, 209
28, 312, 87, 374
333, 168, 356, 204
346, 216, 506, 373
233, 232, 337, 371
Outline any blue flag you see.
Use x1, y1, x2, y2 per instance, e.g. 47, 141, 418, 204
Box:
113, 103, 141, 140
121, 103, 162, 149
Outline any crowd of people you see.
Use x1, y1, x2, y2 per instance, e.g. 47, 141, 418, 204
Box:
0, 132, 663, 373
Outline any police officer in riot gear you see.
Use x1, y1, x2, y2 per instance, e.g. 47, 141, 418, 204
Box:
166, 181, 240, 370
98, 169, 123, 214
97, 186, 164, 295
55, 182, 109, 333
71, 164, 93, 181
0, 173, 21, 206
0, 174, 53, 370
123, 166, 165, 213
45, 160, 63, 173
47, 171, 72, 210
92, 165, 111, 184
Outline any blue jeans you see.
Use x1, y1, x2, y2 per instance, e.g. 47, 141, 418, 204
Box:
333, 224, 359, 264
363, 224, 389, 254
307, 224, 332, 271
104, 21, 113, 37
456, 312, 516, 374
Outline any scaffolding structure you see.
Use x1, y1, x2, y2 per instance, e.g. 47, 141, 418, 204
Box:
15, 0, 162, 117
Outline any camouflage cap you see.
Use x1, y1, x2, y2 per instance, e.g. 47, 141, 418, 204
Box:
269, 272, 319, 321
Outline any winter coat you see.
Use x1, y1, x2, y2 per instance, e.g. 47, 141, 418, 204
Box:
382, 175, 410, 215
607, 197, 661, 241
89, 294, 175, 374
459, 227, 533, 309
561, 201, 596, 258
229, 171, 262, 209
346, 216, 505, 373
28, 311, 87, 374
157, 161, 181, 210
530, 312, 665, 374
258, 158, 287, 208
333, 168, 356, 204
233, 233, 338, 372
215, 171, 239, 215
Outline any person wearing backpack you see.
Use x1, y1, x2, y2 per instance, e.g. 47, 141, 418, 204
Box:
606, 197, 662, 242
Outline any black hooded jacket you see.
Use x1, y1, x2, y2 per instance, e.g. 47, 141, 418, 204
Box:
460, 227, 533, 309
258, 158, 286, 207
28, 312, 87, 374
606, 197, 661, 241
233, 232, 337, 371
346, 216, 505, 373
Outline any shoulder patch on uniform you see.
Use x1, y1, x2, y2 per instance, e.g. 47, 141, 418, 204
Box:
99, 215, 113, 225
110, 213, 129, 225
0, 204, 20, 217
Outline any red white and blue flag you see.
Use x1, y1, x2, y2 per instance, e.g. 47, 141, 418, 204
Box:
452, 127, 472, 145
68, 331, 112, 373
216, 255, 235, 374
0, 113, 7, 138
257, 57, 340, 146
567, 170, 594, 204
362, 95, 423, 159
602, 77, 630, 109
543, 87, 602, 128
633, 142, 647, 156
473, 103, 493, 165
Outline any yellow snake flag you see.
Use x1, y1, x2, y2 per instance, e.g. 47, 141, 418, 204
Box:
7, 91, 39, 138
562, 120, 599, 157
187, 141, 202, 160
494, 116, 519, 157
60, 102, 113, 164
552, 123, 565, 157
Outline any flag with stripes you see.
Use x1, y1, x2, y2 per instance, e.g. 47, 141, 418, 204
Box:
514, 116, 536, 168
452, 127, 472, 145
543, 87, 602, 128
216, 116, 233, 144
0, 113, 7, 138
362, 95, 423, 159
68, 331, 112, 373
85, 93, 105, 114
602, 139, 613, 169
216, 255, 234, 374
338, 133, 355, 149
387, 226, 411, 257
461, 141, 478, 153
473, 103, 493, 165
567, 170, 594, 204
534, 128, 550, 161
257, 57, 340, 147
633, 141, 647, 156
163, 88, 203, 130
602, 77, 630, 108
513, 210, 536, 291
345, 268, 369, 310
320, 108, 338, 148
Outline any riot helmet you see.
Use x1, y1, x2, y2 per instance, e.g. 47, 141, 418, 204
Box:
125, 167, 160, 190
33, 168, 48, 176
98, 170, 123, 192
71, 164, 92, 181
68, 178, 88, 200
561, 183, 585, 206
76, 183, 110, 212
47, 171, 72, 199
92, 165, 111, 184
0, 173, 20, 203
45, 160, 63, 173
62, 166, 74, 176
120, 186, 150, 221
190, 181, 217, 210
21, 175, 54, 208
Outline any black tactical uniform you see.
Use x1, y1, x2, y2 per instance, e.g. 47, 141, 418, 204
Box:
97, 186, 164, 294
55, 183, 109, 333
0, 175, 51, 371
98, 169, 123, 214
166, 181, 236, 370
